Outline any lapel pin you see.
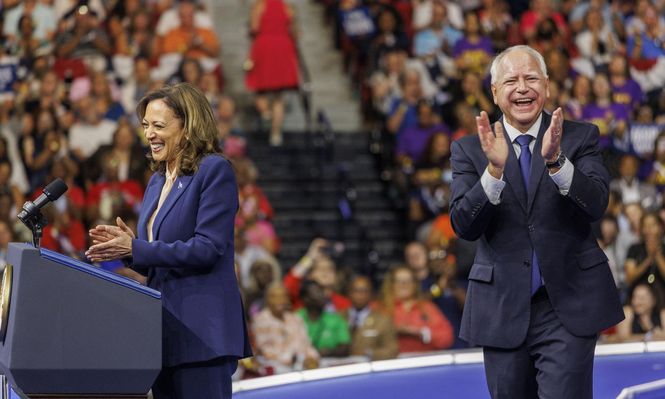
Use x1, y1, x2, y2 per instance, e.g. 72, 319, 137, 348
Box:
178, 181, 183, 189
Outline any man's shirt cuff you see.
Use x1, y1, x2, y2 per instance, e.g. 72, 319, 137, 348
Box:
481, 167, 505, 205
549, 159, 574, 195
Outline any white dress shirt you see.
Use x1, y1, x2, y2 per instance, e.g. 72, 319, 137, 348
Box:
481, 114, 575, 205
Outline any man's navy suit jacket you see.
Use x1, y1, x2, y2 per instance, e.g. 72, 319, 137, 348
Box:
450, 112, 624, 348
132, 154, 252, 366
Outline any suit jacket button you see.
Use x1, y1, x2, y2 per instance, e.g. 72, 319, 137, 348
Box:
524, 260, 531, 267
528, 224, 535, 232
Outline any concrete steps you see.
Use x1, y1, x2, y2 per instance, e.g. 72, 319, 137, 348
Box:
205, 0, 363, 132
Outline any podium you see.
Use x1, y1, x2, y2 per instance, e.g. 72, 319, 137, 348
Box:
0, 243, 162, 398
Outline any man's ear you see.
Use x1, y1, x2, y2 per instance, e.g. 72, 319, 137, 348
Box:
491, 84, 498, 105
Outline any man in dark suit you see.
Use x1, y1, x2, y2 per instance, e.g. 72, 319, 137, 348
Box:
449, 45, 624, 398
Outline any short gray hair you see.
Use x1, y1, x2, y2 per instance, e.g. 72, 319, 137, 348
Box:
490, 45, 548, 85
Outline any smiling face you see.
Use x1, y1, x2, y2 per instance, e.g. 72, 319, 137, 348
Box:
114, 124, 135, 150
609, 55, 627, 77
349, 277, 372, 310
405, 242, 428, 272
266, 284, 290, 319
135, 58, 151, 83
142, 99, 184, 171
36, 110, 55, 134
251, 261, 275, 288
310, 258, 337, 290
19, 16, 34, 37
431, 2, 446, 25
491, 49, 549, 132
641, 213, 662, 240
393, 268, 417, 301
302, 282, 327, 311
463, 11, 480, 35
592, 73, 610, 100
572, 75, 591, 102
631, 285, 656, 316
179, 2, 196, 30
431, 133, 450, 160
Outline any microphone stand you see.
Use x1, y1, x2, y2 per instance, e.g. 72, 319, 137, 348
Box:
28, 213, 47, 249
18, 202, 48, 248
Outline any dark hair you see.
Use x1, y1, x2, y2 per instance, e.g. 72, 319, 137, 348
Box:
350, 274, 374, 292
640, 212, 664, 236
416, 98, 434, 114
136, 83, 221, 175
177, 58, 203, 84
631, 283, 664, 316
377, 7, 402, 32
536, 17, 557, 41
18, 14, 34, 34
300, 279, 324, 300
112, 122, 136, 145
609, 189, 622, 204
421, 131, 451, 166
601, 213, 618, 226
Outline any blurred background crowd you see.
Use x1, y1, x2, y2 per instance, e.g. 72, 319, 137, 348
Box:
0, 0, 665, 379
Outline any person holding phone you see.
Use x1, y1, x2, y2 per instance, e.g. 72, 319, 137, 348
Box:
283, 238, 351, 311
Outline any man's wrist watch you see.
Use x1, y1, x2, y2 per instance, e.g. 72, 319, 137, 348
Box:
545, 152, 566, 169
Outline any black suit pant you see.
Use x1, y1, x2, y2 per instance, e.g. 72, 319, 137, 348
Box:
483, 288, 597, 399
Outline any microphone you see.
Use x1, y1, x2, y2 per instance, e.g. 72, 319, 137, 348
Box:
17, 179, 69, 224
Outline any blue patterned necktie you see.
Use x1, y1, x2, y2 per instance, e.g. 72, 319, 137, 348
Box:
515, 134, 542, 296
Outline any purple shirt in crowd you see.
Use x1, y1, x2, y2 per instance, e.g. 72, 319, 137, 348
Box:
582, 103, 630, 149
396, 123, 451, 163
611, 79, 644, 110
452, 37, 494, 58
452, 37, 494, 74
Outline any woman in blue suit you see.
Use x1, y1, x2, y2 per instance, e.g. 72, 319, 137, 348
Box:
86, 83, 252, 398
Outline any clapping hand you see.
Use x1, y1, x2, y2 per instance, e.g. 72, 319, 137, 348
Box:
477, 111, 508, 178
646, 237, 662, 258
542, 107, 563, 162
86, 217, 135, 262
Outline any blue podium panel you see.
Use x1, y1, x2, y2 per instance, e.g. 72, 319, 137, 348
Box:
0, 243, 162, 396
39, 247, 160, 299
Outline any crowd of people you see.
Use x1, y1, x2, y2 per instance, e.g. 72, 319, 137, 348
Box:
0, 0, 274, 274
1, 0, 665, 381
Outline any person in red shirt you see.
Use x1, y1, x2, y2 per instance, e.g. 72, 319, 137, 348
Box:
86, 152, 143, 224
380, 265, 453, 354
519, 0, 569, 44
284, 238, 352, 312
33, 153, 86, 259
41, 206, 86, 259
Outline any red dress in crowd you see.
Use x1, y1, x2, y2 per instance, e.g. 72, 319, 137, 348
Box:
245, 0, 299, 92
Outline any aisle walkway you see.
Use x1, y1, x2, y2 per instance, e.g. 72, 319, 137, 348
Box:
205, 0, 363, 132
